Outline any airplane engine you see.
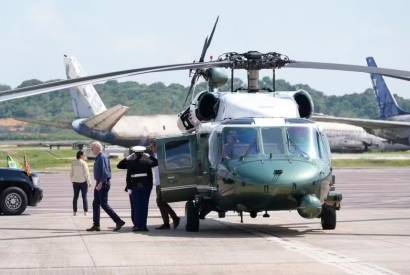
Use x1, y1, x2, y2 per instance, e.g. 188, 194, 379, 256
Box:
177, 91, 219, 131
293, 90, 314, 119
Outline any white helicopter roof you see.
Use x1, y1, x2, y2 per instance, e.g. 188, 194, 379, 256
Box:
215, 92, 300, 121
198, 117, 317, 134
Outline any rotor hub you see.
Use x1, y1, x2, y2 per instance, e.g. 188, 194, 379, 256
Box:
219, 51, 291, 70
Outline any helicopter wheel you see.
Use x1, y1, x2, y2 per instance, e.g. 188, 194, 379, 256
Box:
185, 200, 200, 232
321, 205, 336, 230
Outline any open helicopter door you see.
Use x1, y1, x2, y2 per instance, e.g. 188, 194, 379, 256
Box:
156, 133, 200, 203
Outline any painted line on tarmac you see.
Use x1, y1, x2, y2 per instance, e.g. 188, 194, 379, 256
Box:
217, 221, 399, 275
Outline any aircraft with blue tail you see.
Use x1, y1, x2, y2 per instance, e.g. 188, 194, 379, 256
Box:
313, 57, 410, 146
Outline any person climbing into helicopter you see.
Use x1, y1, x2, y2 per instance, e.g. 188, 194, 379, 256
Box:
222, 130, 238, 160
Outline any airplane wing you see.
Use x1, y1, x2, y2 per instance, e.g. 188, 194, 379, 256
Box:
13, 117, 73, 129
312, 115, 410, 129
83, 104, 129, 131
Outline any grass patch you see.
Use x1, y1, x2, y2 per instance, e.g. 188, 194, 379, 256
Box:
0, 148, 77, 170
2, 147, 410, 170
333, 159, 410, 168
0, 148, 123, 172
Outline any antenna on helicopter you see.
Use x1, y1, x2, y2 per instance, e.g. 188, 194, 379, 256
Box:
272, 69, 276, 93
230, 68, 234, 92
184, 16, 219, 105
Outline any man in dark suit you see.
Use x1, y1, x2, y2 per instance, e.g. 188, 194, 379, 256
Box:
86, 141, 125, 232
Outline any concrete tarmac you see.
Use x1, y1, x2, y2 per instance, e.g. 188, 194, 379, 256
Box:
0, 168, 409, 274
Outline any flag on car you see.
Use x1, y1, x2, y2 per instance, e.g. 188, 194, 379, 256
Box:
6, 155, 20, 169
24, 155, 31, 176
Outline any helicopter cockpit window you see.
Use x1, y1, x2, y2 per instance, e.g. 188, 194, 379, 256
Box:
222, 128, 259, 160
165, 140, 192, 170
286, 127, 319, 159
261, 128, 285, 155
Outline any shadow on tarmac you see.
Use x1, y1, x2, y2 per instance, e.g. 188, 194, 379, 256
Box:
1, 216, 409, 242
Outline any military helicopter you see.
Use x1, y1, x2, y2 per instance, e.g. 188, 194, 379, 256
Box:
2, 17, 410, 232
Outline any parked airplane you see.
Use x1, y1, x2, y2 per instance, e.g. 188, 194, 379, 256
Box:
56, 55, 181, 147
313, 57, 410, 145
319, 121, 384, 152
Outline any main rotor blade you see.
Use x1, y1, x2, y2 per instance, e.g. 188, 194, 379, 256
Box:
0, 60, 231, 103
199, 16, 219, 62
285, 61, 410, 81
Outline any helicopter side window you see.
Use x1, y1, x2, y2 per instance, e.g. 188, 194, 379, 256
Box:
222, 128, 259, 160
165, 140, 192, 170
320, 133, 332, 160
208, 131, 222, 168
261, 128, 285, 155
316, 131, 323, 159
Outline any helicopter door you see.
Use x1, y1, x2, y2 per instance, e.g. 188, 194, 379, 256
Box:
156, 134, 199, 203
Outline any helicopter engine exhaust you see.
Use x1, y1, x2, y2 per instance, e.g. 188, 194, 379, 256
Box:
293, 90, 314, 119
178, 91, 219, 131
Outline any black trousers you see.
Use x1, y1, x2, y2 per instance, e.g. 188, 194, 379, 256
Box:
156, 186, 178, 224
72, 182, 88, 212
92, 182, 123, 226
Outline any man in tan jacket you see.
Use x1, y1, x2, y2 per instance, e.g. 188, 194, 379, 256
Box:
70, 151, 91, 216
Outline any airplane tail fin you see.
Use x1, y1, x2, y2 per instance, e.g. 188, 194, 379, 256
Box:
366, 57, 409, 119
64, 55, 107, 118
83, 104, 129, 132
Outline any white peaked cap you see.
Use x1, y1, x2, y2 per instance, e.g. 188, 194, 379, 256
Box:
130, 146, 146, 152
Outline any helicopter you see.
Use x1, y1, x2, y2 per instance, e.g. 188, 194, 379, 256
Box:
2, 17, 410, 232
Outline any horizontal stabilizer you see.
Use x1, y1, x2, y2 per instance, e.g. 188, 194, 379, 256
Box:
13, 117, 72, 129
83, 104, 129, 131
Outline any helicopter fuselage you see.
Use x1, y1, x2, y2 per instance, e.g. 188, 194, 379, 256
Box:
157, 116, 342, 224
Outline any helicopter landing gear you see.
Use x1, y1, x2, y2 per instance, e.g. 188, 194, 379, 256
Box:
321, 204, 336, 230
263, 211, 270, 218
250, 211, 257, 218
185, 200, 200, 232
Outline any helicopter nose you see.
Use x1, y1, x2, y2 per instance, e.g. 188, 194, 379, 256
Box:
233, 159, 320, 186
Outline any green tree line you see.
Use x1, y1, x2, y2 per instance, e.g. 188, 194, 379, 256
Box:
1, 76, 410, 140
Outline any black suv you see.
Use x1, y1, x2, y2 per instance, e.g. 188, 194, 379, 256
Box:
0, 168, 43, 215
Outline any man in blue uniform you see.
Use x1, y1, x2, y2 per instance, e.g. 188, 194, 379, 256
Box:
117, 146, 158, 232
87, 141, 125, 232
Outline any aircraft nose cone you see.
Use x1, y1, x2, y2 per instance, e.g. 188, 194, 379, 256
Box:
72, 119, 85, 132
233, 159, 319, 186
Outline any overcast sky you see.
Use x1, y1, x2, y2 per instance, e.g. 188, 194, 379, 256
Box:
1, 0, 410, 97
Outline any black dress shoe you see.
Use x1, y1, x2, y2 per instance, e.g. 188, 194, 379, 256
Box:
173, 217, 180, 229
134, 227, 149, 232
132, 226, 139, 232
86, 225, 100, 232
113, 220, 125, 232
155, 224, 170, 230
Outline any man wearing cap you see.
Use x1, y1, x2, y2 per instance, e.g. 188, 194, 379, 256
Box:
117, 146, 158, 231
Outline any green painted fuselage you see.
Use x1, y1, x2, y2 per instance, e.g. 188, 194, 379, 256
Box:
156, 118, 337, 218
